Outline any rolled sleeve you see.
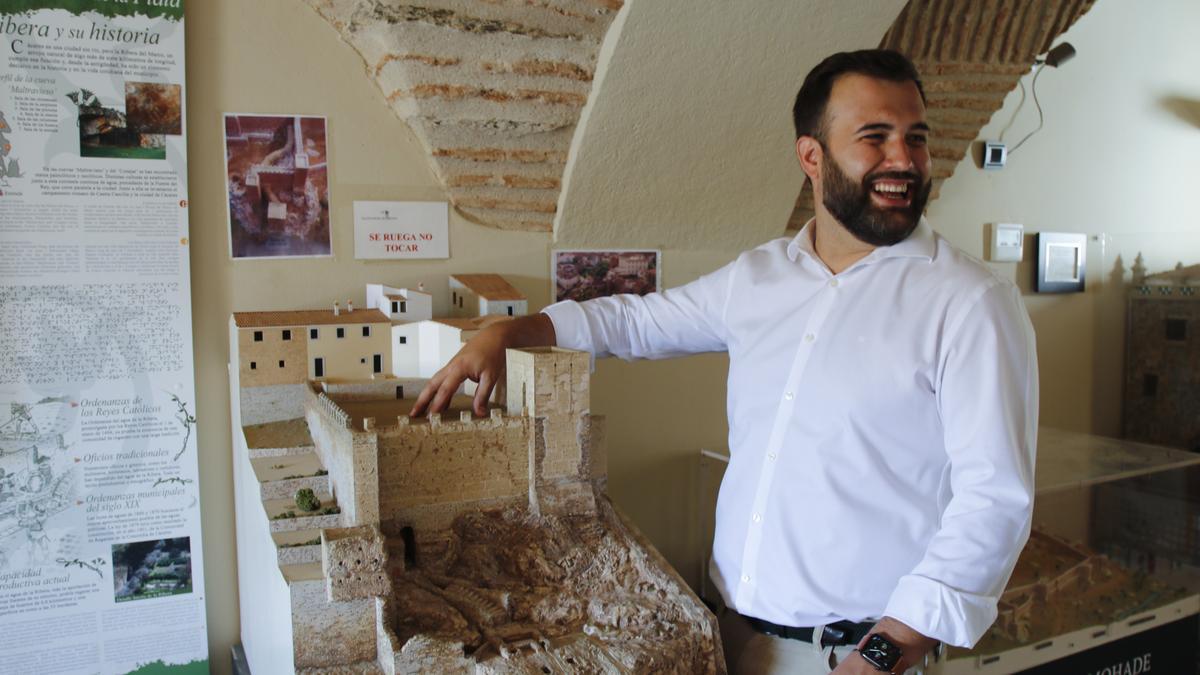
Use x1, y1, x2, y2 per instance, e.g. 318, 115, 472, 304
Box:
885, 280, 1039, 647
542, 261, 737, 361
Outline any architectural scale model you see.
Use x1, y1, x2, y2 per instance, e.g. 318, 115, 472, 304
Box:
449, 274, 528, 318
232, 276, 526, 426
1123, 260, 1200, 452
230, 279, 722, 674
961, 528, 1189, 656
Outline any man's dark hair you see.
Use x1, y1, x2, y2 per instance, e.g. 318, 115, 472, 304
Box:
792, 49, 926, 141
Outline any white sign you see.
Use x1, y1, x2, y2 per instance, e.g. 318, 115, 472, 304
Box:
353, 201, 449, 259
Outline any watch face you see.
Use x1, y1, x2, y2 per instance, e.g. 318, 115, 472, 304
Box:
860, 633, 902, 671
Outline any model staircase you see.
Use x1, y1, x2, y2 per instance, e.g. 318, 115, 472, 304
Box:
243, 418, 341, 583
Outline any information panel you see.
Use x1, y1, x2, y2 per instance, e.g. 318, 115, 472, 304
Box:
0, 2, 208, 673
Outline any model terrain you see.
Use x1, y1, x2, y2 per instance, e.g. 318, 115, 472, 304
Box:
953, 528, 1189, 657
230, 277, 723, 673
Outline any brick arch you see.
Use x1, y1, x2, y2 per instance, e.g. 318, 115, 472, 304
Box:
784, 0, 1097, 233
305, 0, 624, 232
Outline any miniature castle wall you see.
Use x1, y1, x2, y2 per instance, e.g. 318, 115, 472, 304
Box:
290, 577, 377, 667
506, 347, 590, 482
321, 378, 427, 401
238, 383, 308, 426
377, 413, 531, 536
301, 348, 603, 541
304, 385, 378, 526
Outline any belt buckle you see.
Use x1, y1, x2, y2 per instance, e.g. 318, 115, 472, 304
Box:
821, 624, 850, 646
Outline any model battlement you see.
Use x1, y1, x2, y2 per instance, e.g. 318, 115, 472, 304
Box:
382, 409, 525, 433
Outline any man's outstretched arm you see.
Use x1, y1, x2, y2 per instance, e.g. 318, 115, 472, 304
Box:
409, 313, 556, 418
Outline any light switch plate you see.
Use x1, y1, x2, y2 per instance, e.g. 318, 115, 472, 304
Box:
990, 223, 1024, 262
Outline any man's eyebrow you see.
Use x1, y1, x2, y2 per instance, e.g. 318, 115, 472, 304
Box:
855, 123, 893, 134
854, 122, 932, 134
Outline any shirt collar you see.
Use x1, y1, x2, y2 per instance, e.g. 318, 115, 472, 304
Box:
786, 216, 936, 264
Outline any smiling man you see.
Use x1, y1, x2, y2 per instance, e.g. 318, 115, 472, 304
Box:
412, 50, 1039, 675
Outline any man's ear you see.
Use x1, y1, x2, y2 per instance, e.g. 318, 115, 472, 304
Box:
795, 136, 822, 183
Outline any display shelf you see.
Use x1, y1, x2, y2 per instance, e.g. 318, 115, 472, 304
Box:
1035, 427, 1200, 494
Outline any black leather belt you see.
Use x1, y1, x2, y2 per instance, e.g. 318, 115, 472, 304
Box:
744, 615, 875, 646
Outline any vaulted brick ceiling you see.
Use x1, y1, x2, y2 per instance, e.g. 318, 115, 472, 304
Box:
308, 0, 1098, 242
785, 0, 1098, 232
305, 0, 623, 232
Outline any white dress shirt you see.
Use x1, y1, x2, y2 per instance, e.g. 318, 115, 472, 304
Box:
543, 219, 1038, 648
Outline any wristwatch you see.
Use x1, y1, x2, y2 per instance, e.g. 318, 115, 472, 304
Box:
859, 633, 902, 672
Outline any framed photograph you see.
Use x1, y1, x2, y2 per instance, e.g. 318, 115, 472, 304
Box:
223, 114, 332, 259
1036, 232, 1087, 293
552, 249, 661, 302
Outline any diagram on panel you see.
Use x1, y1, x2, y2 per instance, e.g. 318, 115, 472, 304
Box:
0, 397, 77, 568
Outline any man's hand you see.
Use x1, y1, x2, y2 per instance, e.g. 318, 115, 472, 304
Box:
409, 313, 556, 418
830, 616, 937, 674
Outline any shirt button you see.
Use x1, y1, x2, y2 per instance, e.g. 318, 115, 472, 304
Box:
804, 333, 816, 342
829, 279, 839, 288
783, 391, 794, 401
767, 452, 777, 461
752, 513, 762, 523
741, 575, 751, 583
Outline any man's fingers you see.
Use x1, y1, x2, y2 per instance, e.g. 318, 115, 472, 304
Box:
472, 370, 497, 417
410, 365, 451, 417
408, 372, 441, 415
427, 374, 463, 416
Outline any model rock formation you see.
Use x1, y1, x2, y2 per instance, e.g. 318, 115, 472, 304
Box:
232, 336, 723, 673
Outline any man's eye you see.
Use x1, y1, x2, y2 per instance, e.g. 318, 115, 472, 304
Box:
908, 135, 928, 146
863, 134, 885, 142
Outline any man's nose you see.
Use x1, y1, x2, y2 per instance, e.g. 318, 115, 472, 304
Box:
881, 137, 915, 172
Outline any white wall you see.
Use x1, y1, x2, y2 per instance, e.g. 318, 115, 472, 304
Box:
482, 299, 526, 317
391, 324, 420, 379
927, 0, 1200, 436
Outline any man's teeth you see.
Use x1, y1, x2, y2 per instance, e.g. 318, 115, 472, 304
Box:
873, 183, 908, 196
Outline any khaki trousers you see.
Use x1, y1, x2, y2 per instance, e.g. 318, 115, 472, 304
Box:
719, 609, 927, 675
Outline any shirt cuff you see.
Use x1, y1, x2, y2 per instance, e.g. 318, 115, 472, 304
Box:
882, 574, 999, 648
541, 301, 597, 370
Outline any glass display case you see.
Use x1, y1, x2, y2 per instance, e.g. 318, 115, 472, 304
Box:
697, 428, 1200, 674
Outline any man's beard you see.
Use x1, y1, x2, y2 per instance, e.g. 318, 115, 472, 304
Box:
820, 154, 931, 247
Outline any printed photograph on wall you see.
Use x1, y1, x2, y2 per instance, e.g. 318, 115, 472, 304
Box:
224, 114, 331, 259
552, 249, 661, 302
125, 82, 183, 135
112, 537, 194, 603
71, 86, 170, 160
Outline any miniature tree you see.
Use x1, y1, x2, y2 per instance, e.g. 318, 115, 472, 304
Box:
295, 488, 321, 512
